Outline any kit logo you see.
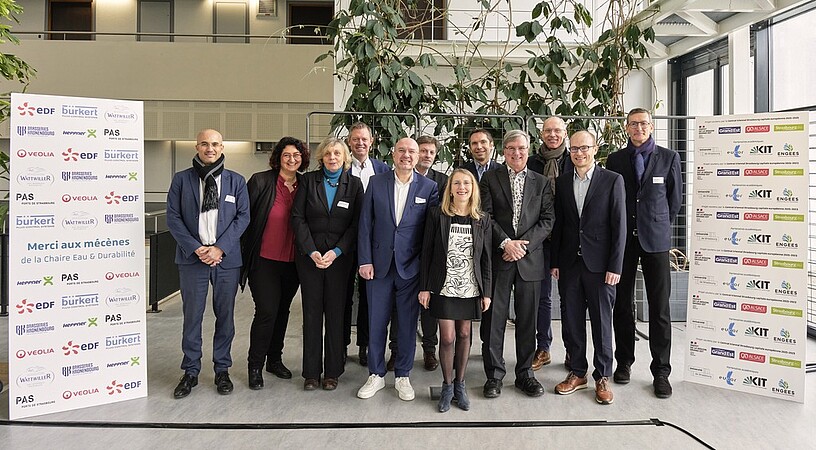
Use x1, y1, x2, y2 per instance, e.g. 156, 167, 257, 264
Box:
750, 145, 772, 154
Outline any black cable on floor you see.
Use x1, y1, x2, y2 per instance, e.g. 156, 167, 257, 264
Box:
0, 417, 715, 447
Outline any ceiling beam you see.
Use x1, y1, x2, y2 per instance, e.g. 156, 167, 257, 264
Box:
675, 11, 719, 35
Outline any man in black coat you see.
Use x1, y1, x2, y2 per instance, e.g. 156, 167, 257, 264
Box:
460, 129, 501, 182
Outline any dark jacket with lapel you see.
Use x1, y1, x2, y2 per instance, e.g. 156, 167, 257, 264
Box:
238, 169, 303, 288
550, 166, 626, 274
291, 169, 363, 256
167, 167, 249, 269
418, 207, 492, 298
479, 165, 554, 281
422, 168, 449, 195
460, 160, 501, 181
605, 145, 682, 253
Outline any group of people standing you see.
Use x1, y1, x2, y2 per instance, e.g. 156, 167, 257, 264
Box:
165, 107, 682, 411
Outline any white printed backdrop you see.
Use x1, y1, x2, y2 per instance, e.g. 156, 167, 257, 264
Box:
9, 93, 147, 419
687, 112, 808, 403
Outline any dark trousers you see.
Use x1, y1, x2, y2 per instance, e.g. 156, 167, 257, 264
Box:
346, 263, 398, 351
246, 258, 299, 369
481, 263, 539, 380
366, 261, 420, 377
298, 254, 351, 379
178, 262, 240, 376
420, 307, 438, 353
559, 259, 615, 381
536, 240, 554, 351
613, 237, 672, 377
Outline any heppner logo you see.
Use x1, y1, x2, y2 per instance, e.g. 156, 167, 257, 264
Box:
718, 126, 740, 134
17, 126, 55, 137
713, 300, 736, 310
717, 168, 740, 176
716, 212, 739, 220
62, 104, 98, 119
104, 149, 139, 162
711, 347, 735, 358
17, 167, 54, 186
745, 125, 770, 133
714, 255, 738, 264
16, 215, 56, 229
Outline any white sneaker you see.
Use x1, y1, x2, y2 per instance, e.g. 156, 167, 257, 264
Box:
357, 374, 385, 399
395, 377, 415, 401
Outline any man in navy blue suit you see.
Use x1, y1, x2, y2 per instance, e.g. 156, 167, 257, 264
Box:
605, 108, 682, 399
166, 129, 250, 399
356, 137, 439, 401
460, 129, 501, 182
551, 130, 625, 405
345, 122, 391, 368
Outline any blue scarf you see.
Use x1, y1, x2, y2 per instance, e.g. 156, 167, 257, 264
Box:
628, 136, 655, 167
323, 167, 342, 209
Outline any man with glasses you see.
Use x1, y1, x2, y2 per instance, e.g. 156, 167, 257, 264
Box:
605, 108, 682, 399
479, 130, 554, 398
527, 116, 574, 372
167, 129, 250, 398
551, 130, 625, 405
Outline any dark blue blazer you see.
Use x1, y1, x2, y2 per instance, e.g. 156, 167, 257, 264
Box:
460, 160, 501, 181
605, 145, 682, 253
167, 168, 250, 269
550, 166, 626, 274
357, 171, 439, 280
370, 158, 390, 174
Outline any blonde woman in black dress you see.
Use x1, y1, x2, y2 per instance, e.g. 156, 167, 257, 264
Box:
418, 168, 492, 412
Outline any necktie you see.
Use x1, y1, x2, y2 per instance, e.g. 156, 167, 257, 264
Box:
634, 151, 645, 184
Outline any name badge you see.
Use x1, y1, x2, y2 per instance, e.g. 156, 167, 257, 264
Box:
652, 177, 664, 184
337, 201, 350, 209
415, 197, 426, 204
225, 195, 236, 203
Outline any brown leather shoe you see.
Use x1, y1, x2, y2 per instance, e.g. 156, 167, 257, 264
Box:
531, 350, 551, 371
554, 372, 588, 395
595, 377, 614, 404
304, 378, 319, 391
423, 351, 439, 371
322, 377, 338, 391
386, 352, 396, 372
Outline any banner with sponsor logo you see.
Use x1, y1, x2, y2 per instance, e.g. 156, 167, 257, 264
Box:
9, 93, 147, 419
687, 113, 808, 402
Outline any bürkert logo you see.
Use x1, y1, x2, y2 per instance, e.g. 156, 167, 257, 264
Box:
742, 257, 768, 267
739, 352, 766, 363
718, 126, 740, 134
104, 149, 139, 162
62, 104, 98, 119
745, 125, 770, 133
744, 212, 769, 221
714, 255, 738, 264
713, 300, 737, 310
711, 347, 735, 358
717, 168, 740, 176
15, 214, 56, 230
716, 212, 739, 220
744, 168, 769, 176
17, 167, 54, 186
741, 303, 767, 314
105, 333, 142, 349
61, 293, 100, 310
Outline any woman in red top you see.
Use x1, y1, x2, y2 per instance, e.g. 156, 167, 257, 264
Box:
240, 137, 310, 390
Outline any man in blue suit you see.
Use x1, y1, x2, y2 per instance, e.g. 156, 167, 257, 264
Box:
167, 129, 250, 399
551, 130, 626, 405
356, 137, 439, 401
460, 129, 501, 182
605, 108, 682, 399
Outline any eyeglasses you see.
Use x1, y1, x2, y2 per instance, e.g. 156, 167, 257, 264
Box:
569, 145, 595, 153
627, 121, 651, 129
282, 153, 301, 160
504, 146, 528, 153
541, 128, 566, 135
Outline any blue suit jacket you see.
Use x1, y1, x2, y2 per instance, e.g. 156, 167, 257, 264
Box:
357, 171, 439, 280
550, 166, 626, 274
167, 168, 250, 269
605, 145, 682, 253
460, 160, 501, 182
370, 158, 390, 175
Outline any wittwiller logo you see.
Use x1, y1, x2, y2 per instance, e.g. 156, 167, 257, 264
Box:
18, 102, 35, 116
105, 191, 122, 204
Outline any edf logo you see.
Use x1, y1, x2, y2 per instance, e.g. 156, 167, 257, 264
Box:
62, 148, 98, 161
18, 102, 55, 116
16, 299, 55, 314
105, 191, 139, 204
62, 340, 99, 355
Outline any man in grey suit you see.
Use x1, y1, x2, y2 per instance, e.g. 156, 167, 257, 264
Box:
479, 129, 554, 398
166, 129, 250, 399
605, 108, 682, 399
551, 130, 626, 405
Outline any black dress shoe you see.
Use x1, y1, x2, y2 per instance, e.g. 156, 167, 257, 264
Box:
248, 368, 264, 390
266, 360, 293, 379
483, 378, 502, 398
613, 364, 631, 384
358, 347, 368, 366
215, 372, 233, 395
173, 373, 198, 399
653, 375, 673, 398
515, 377, 545, 397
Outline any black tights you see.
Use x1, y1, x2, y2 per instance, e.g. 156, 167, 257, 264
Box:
438, 319, 472, 384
